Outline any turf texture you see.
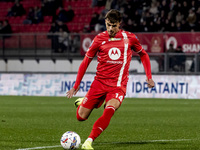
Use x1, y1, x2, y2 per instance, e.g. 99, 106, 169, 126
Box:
0, 96, 200, 150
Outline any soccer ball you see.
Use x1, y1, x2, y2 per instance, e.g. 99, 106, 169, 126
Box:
60, 131, 81, 149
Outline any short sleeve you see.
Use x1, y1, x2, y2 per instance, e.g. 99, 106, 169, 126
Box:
130, 34, 143, 53
86, 36, 100, 58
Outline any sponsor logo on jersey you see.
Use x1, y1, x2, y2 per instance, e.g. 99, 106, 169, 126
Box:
108, 47, 121, 60
108, 38, 121, 41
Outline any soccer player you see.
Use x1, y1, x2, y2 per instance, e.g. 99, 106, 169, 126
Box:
66, 9, 155, 150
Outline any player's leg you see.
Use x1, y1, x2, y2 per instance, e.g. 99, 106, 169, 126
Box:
88, 99, 120, 139
75, 97, 93, 121
82, 99, 120, 149
76, 105, 93, 121
82, 89, 124, 149
77, 80, 104, 122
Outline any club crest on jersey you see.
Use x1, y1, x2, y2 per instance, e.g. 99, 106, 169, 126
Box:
108, 47, 121, 60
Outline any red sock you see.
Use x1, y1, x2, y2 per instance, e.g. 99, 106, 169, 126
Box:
88, 106, 115, 141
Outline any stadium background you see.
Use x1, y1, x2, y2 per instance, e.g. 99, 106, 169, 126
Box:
0, 0, 200, 150
0, 0, 199, 98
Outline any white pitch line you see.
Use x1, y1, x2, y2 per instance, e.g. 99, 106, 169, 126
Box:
16, 145, 61, 150
16, 139, 193, 150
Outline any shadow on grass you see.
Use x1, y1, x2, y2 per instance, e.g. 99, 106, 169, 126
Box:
97, 139, 193, 145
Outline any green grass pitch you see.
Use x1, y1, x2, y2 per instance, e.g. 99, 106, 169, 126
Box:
0, 96, 200, 150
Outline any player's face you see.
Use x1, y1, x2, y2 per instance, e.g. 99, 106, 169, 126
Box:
105, 19, 120, 37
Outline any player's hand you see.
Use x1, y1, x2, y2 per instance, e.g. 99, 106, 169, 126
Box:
146, 79, 155, 88
66, 86, 80, 98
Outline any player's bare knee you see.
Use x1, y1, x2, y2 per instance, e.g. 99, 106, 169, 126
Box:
76, 108, 90, 121
76, 112, 87, 121
77, 106, 92, 121
76, 109, 88, 121
106, 99, 120, 110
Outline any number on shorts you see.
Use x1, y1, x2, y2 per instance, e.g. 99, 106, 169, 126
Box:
115, 93, 123, 102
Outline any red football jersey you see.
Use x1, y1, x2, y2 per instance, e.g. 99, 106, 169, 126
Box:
85, 30, 143, 93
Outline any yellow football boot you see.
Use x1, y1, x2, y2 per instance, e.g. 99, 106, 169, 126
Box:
81, 140, 94, 150
74, 97, 84, 108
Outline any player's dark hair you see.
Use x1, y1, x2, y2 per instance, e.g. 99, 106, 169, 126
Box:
105, 9, 122, 23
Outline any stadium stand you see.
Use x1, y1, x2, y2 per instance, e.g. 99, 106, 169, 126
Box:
1, 0, 200, 33
0, 0, 106, 33
0, 0, 200, 73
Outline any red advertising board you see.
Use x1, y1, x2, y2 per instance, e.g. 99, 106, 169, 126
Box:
80, 34, 95, 56
164, 33, 200, 53
80, 32, 200, 55
135, 33, 164, 53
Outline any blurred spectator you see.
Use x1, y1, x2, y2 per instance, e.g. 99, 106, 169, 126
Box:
133, 10, 141, 26
0, 20, 12, 39
94, 11, 106, 32
189, 53, 200, 72
176, 22, 182, 31
176, 2, 183, 14
57, 28, 71, 53
123, 18, 134, 32
155, 19, 162, 32
71, 35, 80, 53
7, 8, 14, 17
180, 19, 190, 31
167, 43, 176, 71
0, 20, 12, 34
23, 7, 34, 24
7, 0, 26, 17
48, 20, 70, 53
57, 7, 68, 22
174, 46, 186, 71
23, 6, 43, 24
48, 21, 59, 52
82, 25, 90, 33
187, 9, 196, 29
48, 21, 58, 33
169, 21, 176, 32
149, 1, 159, 15
65, 5, 74, 22
159, 0, 169, 13
175, 11, 184, 23
57, 20, 69, 33
89, 12, 99, 32
163, 19, 170, 32
167, 43, 176, 53
57, 5, 74, 23
34, 6, 43, 24
92, 0, 98, 7
191, 0, 197, 12
196, 7, 200, 31
105, 0, 114, 10
148, 21, 156, 32
139, 21, 148, 32
2, 0, 200, 34
182, 1, 190, 18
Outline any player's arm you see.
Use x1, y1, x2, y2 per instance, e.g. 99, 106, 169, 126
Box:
66, 35, 99, 98
66, 56, 92, 98
130, 34, 154, 88
137, 49, 154, 88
